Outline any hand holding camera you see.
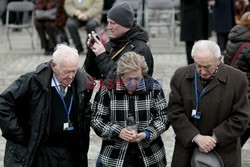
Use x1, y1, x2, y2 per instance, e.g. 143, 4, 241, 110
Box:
87, 31, 106, 56
88, 31, 100, 47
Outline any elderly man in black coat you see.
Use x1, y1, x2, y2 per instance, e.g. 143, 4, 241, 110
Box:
0, 44, 92, 167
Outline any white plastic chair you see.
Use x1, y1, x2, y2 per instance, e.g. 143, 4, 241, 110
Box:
6, 1, 35, 50
144, 0, 179, 49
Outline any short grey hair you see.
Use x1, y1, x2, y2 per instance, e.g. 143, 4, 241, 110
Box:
191, 40, 221, 60
52, 43, 79, 66
117, 52, 148, 77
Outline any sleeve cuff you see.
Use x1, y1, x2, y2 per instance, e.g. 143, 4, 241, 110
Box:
144, 130, 150, 141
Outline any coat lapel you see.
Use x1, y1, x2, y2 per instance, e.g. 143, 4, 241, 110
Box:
186, 63, 227, 96
202, 63, 227, 96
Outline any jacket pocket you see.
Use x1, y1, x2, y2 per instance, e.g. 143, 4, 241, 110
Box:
5, 141, 29, 166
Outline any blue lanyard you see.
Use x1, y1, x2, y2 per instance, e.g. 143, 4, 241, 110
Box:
52, 77, 73, 122
194, 70, 207, 110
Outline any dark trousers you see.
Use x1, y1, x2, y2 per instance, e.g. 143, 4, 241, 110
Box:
216, 32, 229, 54
35, 20, 56, 51
32, 145, 79, 167
241, 126, 250, 147
185, 41, 195, 65
66, 17, 98, 52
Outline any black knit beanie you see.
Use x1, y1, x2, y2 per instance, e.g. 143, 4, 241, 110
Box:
107, 2, 134, 28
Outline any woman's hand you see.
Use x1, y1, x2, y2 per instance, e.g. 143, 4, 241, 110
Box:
119, 128, 137, 142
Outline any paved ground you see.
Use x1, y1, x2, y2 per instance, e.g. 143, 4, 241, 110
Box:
0, 25, 250, 167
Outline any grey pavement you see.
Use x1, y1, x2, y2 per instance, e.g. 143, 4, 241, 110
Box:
0, 25, 250, 167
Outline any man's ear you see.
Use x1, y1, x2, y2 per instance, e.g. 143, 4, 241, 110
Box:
218, 56, 222, 64
51, 61, 56, 71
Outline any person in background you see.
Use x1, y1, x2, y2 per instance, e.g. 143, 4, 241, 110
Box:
101, 0, 116, 25
91, 51, 169, 167
35, 0, 69, 55
224, 11, 250, 147
235, 0, 247, 24
168, 40, 249, 167
64, 0, 103, 54
210, 0, 236, 55
0, 44, 92, 167
83, 2, 154, 79
180, 0, 210, 64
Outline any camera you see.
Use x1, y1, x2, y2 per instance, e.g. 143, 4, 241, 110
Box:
89, 32, 100, 46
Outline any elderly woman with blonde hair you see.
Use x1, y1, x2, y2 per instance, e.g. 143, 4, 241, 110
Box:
224, 11, 250, 147
91, 51, 170, 167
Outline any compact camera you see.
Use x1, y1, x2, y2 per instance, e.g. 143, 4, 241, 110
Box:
89, 32, 100, 46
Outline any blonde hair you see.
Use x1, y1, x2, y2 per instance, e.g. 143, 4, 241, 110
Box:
240, 12, 250, 29
117, 52, 148, 77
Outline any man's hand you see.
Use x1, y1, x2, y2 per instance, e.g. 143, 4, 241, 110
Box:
74, 10, 81, 17
87, 31, 106, 56
77, 13, 88, 21
194, 134, 217, 153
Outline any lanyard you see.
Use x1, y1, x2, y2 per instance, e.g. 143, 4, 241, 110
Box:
52, 77, 73, 122
110, 41, 130, 60
194, 70, 207, 110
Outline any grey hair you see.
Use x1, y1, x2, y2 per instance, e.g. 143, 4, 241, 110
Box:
52, 43, 79, 66
117, 52, 148, 77
191, 40, 221, 60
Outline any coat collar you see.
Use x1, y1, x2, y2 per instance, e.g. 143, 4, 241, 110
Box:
34, 61, 91, 94
185, 63, 227, 95
186, 63, 227, 84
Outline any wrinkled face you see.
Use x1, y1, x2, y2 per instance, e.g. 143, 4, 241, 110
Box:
121, 69, 143, 93
51, 56, 78, 87
107, 18, 129, 39
193, 50, 221, 80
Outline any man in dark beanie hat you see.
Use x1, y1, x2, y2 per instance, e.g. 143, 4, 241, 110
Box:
83, 1, 154, 80
107, 2, 134, 28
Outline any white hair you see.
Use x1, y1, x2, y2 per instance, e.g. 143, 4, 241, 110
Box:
191, 40, 221, 60
52, 43, 79, 66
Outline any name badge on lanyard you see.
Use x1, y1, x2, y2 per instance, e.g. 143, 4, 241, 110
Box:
192, 70, 206, 120
52, 77, 74, 131
63, 122, 74, 131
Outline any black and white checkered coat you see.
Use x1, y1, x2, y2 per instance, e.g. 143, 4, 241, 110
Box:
91, 77, 169, 167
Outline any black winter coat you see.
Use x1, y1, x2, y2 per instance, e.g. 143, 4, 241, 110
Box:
224, 25, 250, 99
0, 61, 92, 167
180, 0, 209, 41
83, 23, 154, 79
212, 0, 236, 33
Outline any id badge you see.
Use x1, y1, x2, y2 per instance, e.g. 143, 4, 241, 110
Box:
191, 109, 197, 117
191, 109, 201, 119
63, 122, 74, 131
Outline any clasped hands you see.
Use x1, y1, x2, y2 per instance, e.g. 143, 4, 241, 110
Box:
74, 10, 88, 21
119, 128, 146, 143
194, 134, 217, 153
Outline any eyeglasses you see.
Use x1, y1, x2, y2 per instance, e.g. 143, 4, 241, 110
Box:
121, 76, 143, 82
